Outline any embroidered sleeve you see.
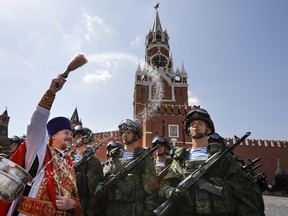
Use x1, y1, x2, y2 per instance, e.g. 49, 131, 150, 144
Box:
38, 89, 56, 110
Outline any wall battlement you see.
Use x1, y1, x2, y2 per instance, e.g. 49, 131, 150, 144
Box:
155, 104, 288, 149
226, 138, 288, 148
157, 104, 198, 116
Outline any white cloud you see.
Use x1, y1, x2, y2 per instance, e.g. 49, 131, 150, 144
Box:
130, 36, 142, 46
84, 13, 111, 42
89, 52, 141, 67
82, 52, 142, 84
188, 91, 200, 106
83, 70, 112, 83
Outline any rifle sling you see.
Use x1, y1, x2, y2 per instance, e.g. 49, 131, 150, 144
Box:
117, 180, 132, 196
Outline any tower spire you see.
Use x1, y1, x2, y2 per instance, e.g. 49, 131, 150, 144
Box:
70, 107, 82, 127
0, 107, 10, 137
151, 3, 163, 32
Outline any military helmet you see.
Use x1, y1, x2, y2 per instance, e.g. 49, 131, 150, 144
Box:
106, 141, 121, 149
73, 125, 84, 137
152, 136, 171, 150
9, 135, 21, 144
106, 141, 123, 158
184, 108, 215, 136
81, 127, 94, 144
82, 127, 92, 136
118, 119, 142, 139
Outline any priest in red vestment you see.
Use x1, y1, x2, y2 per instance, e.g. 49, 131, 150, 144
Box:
0, 73, 80, 216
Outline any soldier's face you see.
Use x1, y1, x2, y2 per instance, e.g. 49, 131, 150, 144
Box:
73, 133, 84, 147
10, 143, 19, 153
121, 130, 134, 145
189, 120, 208, 138
156, 144, 167, 156
74, 133, 83, 142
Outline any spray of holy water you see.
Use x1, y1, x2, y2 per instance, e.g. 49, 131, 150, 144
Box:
135, 65, 164, 125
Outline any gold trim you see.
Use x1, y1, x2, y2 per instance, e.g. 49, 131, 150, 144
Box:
17, 196, 64, 216
38, 89, 56, 110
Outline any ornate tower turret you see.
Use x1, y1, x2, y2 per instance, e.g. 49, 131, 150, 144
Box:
0, 108, 9, 138
0, 108, 10, 155
70, 107, 82, 128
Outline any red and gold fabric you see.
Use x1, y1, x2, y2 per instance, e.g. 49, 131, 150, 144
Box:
0, 143, 80, 216
17, 146, 79, 216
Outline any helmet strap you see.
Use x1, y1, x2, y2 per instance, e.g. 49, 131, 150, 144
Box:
192, 133, 206, 139
192, 128, 211, 139
124, 140, 134, 145
123, 134, 138, 145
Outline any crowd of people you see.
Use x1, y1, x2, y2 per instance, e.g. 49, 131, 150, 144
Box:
0, 73, 266, 216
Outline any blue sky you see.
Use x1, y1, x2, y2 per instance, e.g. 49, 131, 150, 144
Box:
1, 0, 287, 141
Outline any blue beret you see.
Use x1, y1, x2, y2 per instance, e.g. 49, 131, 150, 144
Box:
46, 117, 72, 137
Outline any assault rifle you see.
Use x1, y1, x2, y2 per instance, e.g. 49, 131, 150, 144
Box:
96, 144, 159, 199
242, 156, 261, 172
254, 172, 268, 192
154, 132, 251, 216
246, 163, 263, 175
74, 143, 102, 171
157, 164, 171, 184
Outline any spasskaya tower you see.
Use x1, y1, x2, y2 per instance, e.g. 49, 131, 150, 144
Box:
133, 4, 193, 148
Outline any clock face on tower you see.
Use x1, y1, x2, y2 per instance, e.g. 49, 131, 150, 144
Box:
150, 54, 169, 68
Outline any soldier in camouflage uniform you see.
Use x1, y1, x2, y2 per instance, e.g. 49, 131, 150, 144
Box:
6, 135, 24, 158
73, 126, 104, 216
106, 140, 123, 159
152, 135, 174, 216
101, 119, 159, 216
158, 108, 265, 216
152, 136, 173, 176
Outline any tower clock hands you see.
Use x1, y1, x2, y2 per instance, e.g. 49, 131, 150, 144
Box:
151, 54, 168, 68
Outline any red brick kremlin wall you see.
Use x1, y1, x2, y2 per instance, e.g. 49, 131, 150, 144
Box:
229, 138, 288, 184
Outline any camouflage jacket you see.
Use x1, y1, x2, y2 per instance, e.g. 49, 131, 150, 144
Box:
103, 146, 159, 216
154, 157, 173, 176
159, 143, 265, 216
75, 152, 104, 216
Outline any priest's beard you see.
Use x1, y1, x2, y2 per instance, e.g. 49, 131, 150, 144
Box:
60, 143, 67, 151
61, 140, 72, 151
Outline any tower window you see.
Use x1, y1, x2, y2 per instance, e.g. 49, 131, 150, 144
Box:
175, 75, 181, 82
156, 34, 161, 41
169, 124, 179, 138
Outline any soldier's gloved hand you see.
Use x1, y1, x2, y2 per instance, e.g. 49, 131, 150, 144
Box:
164, 187, 183, 202
95, 182, 106, 198
169, 189, 183, 202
